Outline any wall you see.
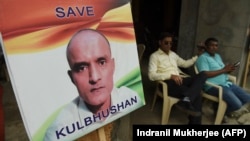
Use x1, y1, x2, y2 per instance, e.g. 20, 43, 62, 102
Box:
178, 0, 250, 84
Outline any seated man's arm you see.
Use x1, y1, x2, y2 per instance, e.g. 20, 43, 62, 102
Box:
196, 56, 234, 78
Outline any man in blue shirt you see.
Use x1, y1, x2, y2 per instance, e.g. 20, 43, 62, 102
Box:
196, 37, 250, 119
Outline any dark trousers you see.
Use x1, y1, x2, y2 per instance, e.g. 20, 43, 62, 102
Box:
164, 72, 207, 124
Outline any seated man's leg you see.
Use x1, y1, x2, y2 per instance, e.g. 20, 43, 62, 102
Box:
206, 86, 247, 118
230, 84, 250, 105
166, 78, 203, 117
188, 92, 202, 124
175, 72, 206, 110
181, 72, 207, 101
175, 72, 206, 120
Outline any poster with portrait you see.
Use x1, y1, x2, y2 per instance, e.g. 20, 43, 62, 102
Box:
0, 0, 145, 140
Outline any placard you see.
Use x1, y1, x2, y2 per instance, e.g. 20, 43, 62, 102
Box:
0, 0, 145, 140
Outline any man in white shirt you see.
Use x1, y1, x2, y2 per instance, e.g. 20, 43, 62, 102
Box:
148, 32, 206, 124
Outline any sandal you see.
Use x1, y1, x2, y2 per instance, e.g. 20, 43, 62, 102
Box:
228, 108, 248, 119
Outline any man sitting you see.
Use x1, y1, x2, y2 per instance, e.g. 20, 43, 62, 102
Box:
148, 32, 206, 124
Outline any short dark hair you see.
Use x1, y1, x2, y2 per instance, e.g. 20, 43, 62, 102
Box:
158, 32, 174, 41
205, 37, 218, 46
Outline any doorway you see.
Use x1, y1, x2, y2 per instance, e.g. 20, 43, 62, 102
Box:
131, 0, 182, 57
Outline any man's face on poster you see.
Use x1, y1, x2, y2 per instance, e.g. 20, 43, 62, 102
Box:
67, 31, 115, 108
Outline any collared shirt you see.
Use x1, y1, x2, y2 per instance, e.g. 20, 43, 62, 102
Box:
195, 52, 232, 91
44, 86, 143, 141
148, 48, 197, 81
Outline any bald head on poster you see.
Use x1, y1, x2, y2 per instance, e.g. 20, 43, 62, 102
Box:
44, 29, 143, 141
